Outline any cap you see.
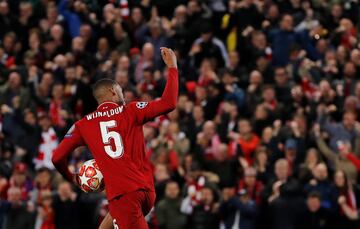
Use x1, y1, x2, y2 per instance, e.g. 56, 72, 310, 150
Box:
285, 138, 297, 150
129, 47, 140, 56
14, 162, 27, 174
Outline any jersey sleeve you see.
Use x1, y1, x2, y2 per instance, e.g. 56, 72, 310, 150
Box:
52, 123, 84, 182
127, 67, 179, 125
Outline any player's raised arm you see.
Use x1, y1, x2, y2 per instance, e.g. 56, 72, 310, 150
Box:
52, 124, 84, 183
130, 47, 179, 124
157, 47, 178, 110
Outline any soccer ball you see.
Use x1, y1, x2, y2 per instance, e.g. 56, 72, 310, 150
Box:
77, 159, 104, 193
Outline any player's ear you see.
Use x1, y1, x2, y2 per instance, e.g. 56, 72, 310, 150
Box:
109, 86, 117, 96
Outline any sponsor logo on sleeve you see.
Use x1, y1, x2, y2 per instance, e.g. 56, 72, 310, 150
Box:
136, 102, 148, 109
64, 125, 75, 138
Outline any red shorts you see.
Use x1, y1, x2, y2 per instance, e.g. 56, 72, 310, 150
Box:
109, 190, 156, 229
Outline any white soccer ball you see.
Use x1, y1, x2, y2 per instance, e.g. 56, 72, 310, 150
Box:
77, 159, 104, 193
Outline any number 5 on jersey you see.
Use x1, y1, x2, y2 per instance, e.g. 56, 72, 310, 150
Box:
100, 120, 124, 158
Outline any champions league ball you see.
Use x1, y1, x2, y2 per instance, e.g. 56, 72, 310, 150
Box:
77, 159, 105, 193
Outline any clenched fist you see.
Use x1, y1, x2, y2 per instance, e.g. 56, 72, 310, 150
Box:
160, 47, 177, 69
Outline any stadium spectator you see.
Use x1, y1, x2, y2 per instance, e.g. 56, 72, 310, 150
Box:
315, 126, 359, 183
155, 181, 187, 229
3, 186, 35, 229
237, 167, 264, 205
253, 145, 271, 184
52, 181, 80, 229
262, 159, 301, 229
181, 186, 220, 229
333, 170, 360, 228
229, 118, 260, 166
196, 120, 221, 161
9, 163, 33, 201
220, 187, 257, 229
318, 108, 359, 153
298, 148, 322, 183
304, 163, 336, 210
295, 192, 332, 229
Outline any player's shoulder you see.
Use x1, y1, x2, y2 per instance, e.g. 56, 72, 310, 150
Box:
77, 115, 88, 125
64, 120, 81, 138
74, 115, 93, 130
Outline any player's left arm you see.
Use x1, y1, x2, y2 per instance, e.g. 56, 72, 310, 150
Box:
52, 124, 85, 183
129, 47, 179, 124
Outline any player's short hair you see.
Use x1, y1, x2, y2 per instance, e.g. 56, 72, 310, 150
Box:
92, 78, 118, 100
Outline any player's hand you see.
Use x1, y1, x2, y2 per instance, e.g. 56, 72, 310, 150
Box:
160, 47, 177, 69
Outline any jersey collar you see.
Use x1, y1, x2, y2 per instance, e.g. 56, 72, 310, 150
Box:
97, 101, 119, 109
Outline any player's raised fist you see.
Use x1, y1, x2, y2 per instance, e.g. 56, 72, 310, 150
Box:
160, 47, 177, 69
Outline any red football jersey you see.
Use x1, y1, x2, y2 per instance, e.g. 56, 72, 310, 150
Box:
52, 68, 178, 201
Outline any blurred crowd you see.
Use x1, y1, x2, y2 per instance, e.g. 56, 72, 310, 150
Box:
1, 0, 360, 229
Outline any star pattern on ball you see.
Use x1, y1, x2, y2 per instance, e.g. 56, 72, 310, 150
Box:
79, 172, 90, 189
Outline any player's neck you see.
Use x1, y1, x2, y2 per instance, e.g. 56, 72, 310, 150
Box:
97, 101, 119, 109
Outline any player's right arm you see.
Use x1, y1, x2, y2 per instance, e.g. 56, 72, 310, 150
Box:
52, 124, 84, 183
129, 47, 179, 124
